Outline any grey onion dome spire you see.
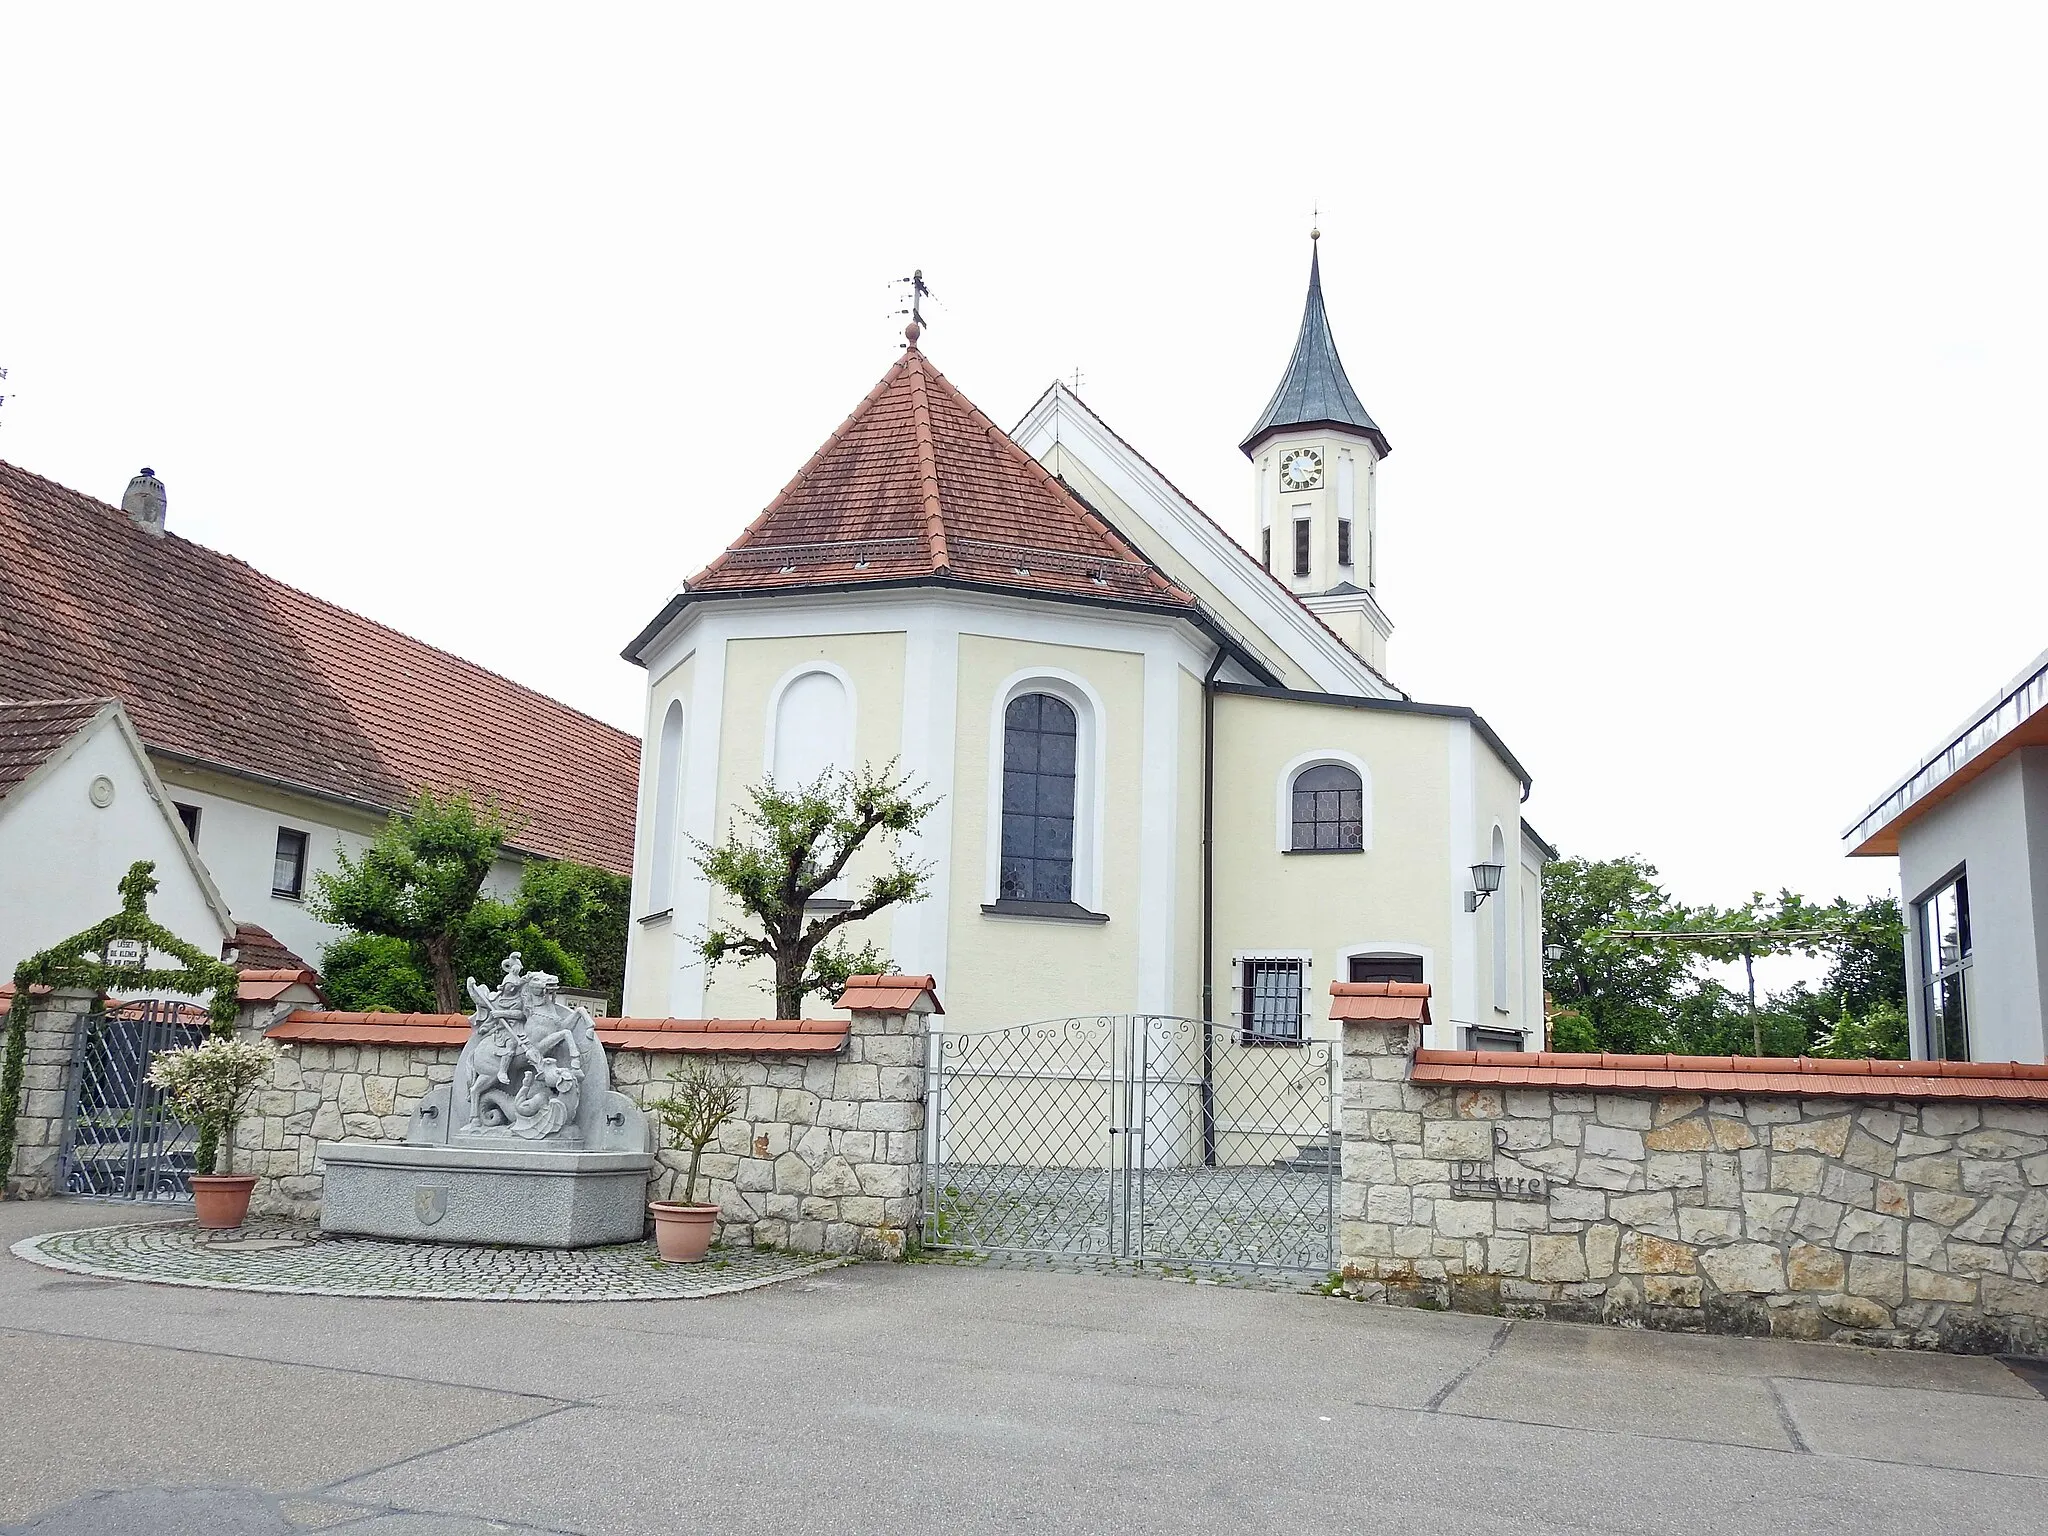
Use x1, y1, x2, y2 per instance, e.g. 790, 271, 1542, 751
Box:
1239, 240, 1390, 459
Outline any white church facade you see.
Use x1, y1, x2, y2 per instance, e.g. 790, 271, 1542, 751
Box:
621, 243, 1550, 1052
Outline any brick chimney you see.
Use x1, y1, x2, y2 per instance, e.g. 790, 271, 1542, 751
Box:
121, 468, 166, 535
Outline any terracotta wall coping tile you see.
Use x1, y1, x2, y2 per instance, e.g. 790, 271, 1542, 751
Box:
1411, 1048, 2048, 1102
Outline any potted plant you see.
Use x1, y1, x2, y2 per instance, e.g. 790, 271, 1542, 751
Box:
147, 1036, 277, 1229
646, 1059, 743, 1262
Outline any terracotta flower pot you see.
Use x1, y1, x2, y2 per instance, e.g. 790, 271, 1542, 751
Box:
648, 1201, 719, 1263
190, 1175, 258, 1231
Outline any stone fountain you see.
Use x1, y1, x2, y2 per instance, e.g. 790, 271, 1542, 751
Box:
318, 953, 653, 1246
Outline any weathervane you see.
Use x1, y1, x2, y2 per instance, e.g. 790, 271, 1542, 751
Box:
893, 268, 934, 345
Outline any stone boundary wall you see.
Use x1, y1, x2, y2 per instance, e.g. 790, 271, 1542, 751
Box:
233, 1003, 928, 1259
3, 987, 96, 1196
1340, 1014, 2048, 1354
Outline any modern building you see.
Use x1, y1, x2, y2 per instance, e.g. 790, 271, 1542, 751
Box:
1845, 646, 2048, 1064
0, 462, 640, 980
621, 239, 1553, 1051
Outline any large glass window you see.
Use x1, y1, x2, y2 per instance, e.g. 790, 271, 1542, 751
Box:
999, 693, 1077, 902
1290, 763, 1364, 851
1241, 956, 1305, 1044
1917, 872, 1972, 1061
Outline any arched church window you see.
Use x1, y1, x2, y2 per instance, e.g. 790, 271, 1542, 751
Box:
649, 700, 684, 912
1290, 763, 1364, 852
1000, 693, 1078, 901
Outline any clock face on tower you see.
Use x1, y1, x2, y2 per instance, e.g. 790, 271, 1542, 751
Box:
1280, 446, 1324, 490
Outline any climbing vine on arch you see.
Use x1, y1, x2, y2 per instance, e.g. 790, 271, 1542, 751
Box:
0, 861, 240, 1185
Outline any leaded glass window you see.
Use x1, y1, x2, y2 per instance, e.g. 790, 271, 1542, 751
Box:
1291, 763, 1363, 851
1000, 692, 1077, 902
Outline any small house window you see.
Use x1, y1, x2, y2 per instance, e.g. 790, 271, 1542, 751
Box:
1338, 518, 1353, 568
1000, 693, 1078, 902
1917, 871, 1971, 1061
1290, 763, 1364, 851
1293, 518, 1311, 578
174, 802, 201, 845
1240, 957, 1306, 1044
1350, 955, 1423, 984
272, 827, 309, 899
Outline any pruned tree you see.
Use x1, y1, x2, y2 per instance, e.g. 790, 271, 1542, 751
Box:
694, 761, 936, 1019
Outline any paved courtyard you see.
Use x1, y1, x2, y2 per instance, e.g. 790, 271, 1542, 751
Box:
1, 1198, 2045, 1535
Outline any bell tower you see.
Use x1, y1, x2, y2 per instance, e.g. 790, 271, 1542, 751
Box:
1241, 233, 1394, 674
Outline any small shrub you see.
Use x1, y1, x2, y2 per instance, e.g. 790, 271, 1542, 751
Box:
650, 1060, 744, 1205
148, 1037, 277, 1176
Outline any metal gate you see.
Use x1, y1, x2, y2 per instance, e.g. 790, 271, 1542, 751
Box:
925, 1015, 1337, 1271
58, 999, 210, 1199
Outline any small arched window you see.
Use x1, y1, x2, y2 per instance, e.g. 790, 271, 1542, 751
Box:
1291, 763, 1364, 852
771, 668, 850, 789
649, 700, 685, 912
1000, 692, 1078, 901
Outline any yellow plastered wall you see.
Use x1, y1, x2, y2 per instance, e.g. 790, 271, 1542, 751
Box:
943, 632, 1146, 1029
703, 632, 908, 1019
1209, 692, 1453, 1042
1473, 740, 1530, 1033
623, 652, 692, 1019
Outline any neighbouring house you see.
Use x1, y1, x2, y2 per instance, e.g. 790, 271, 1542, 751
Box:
1845, 644, 2048, 1064
0, 462, 640, 982
622, 238, 1554, 1051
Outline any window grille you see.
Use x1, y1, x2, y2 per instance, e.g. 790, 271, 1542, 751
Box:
999, 693, 1078, 902
1240, 957, 1305, 1043
1290, 763, 1364, 851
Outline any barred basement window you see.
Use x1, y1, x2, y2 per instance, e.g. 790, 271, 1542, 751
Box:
1240, 956, 1306, 1044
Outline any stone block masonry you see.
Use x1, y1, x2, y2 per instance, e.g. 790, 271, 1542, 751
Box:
235, 977, 935, 1260
1335, 987, 2048, 1355
2, 987, 97, 1196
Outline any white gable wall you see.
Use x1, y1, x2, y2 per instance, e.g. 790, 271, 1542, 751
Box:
0, 713, 232, 976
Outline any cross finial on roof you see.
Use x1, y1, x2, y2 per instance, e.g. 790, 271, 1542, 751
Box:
1311, 199, 1320, 242
1068, 365, 1085, 393
896, 268, 933, 347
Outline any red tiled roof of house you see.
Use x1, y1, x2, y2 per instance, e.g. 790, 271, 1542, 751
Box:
1328, 980, 1432, 1024
687, 346, 1195, 610
267, 1011, 850, 1054
1411, 1050, 2048, 1102
0, 460, 638, 873
237, 968, 327, 1005
225, 923, 312, 973
0, 697, 110, 800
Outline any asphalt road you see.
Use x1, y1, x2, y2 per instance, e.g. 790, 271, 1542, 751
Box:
1, 1200, 2044, 1535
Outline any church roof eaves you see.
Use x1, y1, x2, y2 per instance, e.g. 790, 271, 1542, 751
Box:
1240, 244, 1390, 459
1215, 681, 1532, 798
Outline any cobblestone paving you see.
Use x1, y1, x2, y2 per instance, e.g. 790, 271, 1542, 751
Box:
927, 1162, 1335, 1272
11, 1218, 852, 1301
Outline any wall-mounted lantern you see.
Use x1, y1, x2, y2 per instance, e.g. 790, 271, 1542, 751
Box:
1465, 861, 1505, 913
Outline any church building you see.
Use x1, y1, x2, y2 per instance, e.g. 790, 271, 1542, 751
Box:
621, 241, 1550, 1051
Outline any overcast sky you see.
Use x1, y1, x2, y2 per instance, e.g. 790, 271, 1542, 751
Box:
5, 4, 2044, 948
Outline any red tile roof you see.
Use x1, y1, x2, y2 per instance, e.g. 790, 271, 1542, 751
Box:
237, 968, 327, 1005
686, 347, 1195, 610
1328, 980, 1432, 1024
0, 460, 638, 873
267, 1011, 849, 1054
225, 923, 312, 973
0, 697, 109, 800
1412, 1050, 2048, 1102
834, 973, 944, 1015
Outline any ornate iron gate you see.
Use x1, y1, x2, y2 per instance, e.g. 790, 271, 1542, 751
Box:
59, 999, 210, 1199
925, 1015, 1337, 1271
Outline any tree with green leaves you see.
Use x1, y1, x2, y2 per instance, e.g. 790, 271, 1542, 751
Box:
695, 761, 936, 1020
311, 790, 514, 1013
1541, 855, 1699, 1054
